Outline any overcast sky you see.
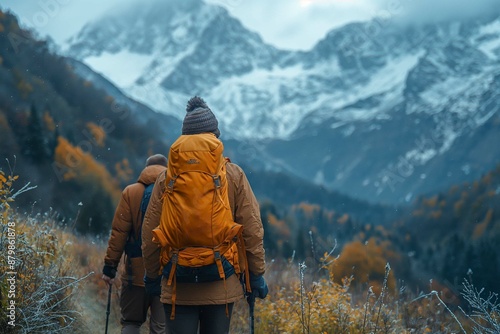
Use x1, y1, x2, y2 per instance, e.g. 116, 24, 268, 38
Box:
0, 0, 378, 51
1, 0, 499, 51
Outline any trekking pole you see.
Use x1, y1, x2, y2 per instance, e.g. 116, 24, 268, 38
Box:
105, 284, 112, 334
247, 293, 255, 334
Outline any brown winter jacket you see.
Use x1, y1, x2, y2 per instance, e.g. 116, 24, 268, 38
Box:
104, 164, 167, 287
142, 162, 266, 305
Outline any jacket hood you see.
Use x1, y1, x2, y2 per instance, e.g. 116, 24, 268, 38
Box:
138, 165, 166, 185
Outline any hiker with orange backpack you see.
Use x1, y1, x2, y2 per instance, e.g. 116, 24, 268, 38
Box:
141, 97, 268, 334
102, 154, 168, 334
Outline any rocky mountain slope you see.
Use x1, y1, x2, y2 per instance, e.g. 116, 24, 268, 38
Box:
66, 0, 500, 203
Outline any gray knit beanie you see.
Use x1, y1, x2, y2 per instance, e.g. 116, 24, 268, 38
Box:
182, 96, 220, 138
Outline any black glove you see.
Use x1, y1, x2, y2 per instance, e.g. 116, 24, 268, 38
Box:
102, 265, 117, 279
250, 272, 268, 299
144, 276, 162, 296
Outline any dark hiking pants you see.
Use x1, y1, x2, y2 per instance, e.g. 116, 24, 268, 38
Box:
163, 303, 234, 334
120, 282, 166, 334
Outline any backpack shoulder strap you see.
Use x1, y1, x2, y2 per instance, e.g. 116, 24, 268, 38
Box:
140, 183, 155, 223
135, 183, 154, 243
129, 182, 154, 242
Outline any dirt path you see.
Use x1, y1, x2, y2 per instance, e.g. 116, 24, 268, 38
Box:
75, 278, 121, 334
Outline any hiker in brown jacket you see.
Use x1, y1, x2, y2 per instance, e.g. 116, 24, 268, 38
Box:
142, 97, 268, 334
102, 154, 168, 334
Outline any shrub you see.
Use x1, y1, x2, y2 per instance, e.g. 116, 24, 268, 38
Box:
0, 170, 91, 333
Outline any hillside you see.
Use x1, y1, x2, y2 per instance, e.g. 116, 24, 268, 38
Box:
2, 169, 498, 333
0, 10, 176, 234
396, 163, 500, 294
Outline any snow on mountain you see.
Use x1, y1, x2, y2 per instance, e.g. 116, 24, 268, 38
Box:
475, 19, 500, 58
84, 51, 154, 87
66, 2, 500, 141
65, 1, 500, 203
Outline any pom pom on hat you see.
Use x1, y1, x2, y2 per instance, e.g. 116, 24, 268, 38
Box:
186, 96, 209, 112
182, 96, 220, 138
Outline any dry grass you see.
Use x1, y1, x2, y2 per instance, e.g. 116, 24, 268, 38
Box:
2, 170, 499, 333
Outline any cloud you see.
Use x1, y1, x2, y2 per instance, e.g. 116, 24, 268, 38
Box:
1, 0, 123, 45
207, 0, 376, 50
3, 0, 498, 53
370, 0, 500, 24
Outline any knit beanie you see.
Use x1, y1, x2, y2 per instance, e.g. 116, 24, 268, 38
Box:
182, 96, 220, 138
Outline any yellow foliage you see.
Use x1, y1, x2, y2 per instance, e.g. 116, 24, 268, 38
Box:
295, 202, 321, 219
254, 276, 361, 333
0, 112, 8, 129
330, 238, 398, 293
0, 23, 4, 33
429, 210, 442, 220
454, 199, 465, 215
54, 136, 120, 203
17, 79, 33, 98
86, 122, 106, 147
115, 158, 133, 183
105, 95, 115, 104
0, 174, 93, 330
375, 225, 389, 238
423, 195, 438, 208
325, 210, 335, 222
337, 213, 349, 224
482, 174, 492, 186
412, 209, 424, 217
43, 111, 56, 131
267, 213, 291, 238
0, 171, 18, 212
472, 209, 493, 239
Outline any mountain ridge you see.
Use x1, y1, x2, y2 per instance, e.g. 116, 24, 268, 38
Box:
65, 2, 500, 204
0, 9, 395, 235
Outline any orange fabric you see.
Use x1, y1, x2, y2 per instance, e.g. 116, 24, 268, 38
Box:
154, 134, 248, 314
156, 134, 245, 277
142, 160, 265, 305
160, 134, 237, 249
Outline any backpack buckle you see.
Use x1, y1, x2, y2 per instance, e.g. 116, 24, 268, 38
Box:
166, 178, 175, 193
171, 252, 178, 264
213, 175, 221, 189
214, 251, 225, 279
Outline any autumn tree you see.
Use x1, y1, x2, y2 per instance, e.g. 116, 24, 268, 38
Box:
330, 238, 398, 294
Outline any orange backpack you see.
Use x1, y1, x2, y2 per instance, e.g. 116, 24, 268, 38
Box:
151, 133, 250, 318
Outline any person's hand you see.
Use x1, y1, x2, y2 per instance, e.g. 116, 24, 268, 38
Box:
102, 265, 117, 285
144, 276, 162, 296
250, 273, 268, 299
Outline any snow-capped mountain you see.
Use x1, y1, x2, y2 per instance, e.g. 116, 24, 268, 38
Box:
66, 0, 289, 127
65, 0, 500, 203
